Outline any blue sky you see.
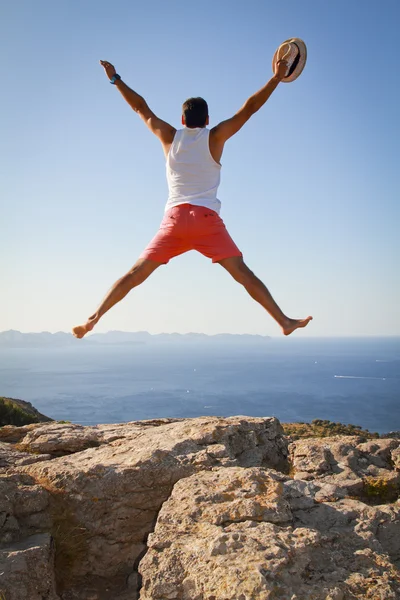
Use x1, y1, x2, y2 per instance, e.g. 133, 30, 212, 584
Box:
1, 0, 399, 337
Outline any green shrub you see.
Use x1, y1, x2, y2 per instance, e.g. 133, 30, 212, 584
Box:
0, 397, 40, 426
282, 419, 379, 440
362, 477, 399, 504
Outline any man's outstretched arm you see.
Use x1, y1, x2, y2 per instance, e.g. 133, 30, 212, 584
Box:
210, 60, 288, 146
100, 61, 176, 154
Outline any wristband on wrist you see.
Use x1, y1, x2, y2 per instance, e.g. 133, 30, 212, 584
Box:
110, 74, 121, 84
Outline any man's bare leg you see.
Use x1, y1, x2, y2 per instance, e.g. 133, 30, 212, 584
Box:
72, 258, 163, 339
218, 256, 312, 336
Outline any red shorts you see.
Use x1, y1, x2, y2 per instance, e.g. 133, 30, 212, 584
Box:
140, 204, 242, 264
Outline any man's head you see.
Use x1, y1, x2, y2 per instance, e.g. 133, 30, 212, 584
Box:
182, 97, 209, 128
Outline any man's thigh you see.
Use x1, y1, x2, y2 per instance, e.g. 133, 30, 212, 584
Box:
193, 225, 242, 263
139, 227, 191, 264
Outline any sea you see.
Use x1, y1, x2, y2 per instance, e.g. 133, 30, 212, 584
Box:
1, 337, 399, 434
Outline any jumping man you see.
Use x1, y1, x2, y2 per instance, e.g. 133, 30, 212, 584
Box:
72, 59, 312, 339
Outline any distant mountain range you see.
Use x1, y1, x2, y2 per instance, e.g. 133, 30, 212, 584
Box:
0, 330, 270, 348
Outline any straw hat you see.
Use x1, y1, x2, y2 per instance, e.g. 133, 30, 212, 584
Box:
272, 38, 307, 83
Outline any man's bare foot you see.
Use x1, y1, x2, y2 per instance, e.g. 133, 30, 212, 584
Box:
282, 316, 313, 336
72, 315, 98, 339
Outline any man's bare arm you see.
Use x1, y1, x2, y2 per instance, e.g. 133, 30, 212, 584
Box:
114, 79, 176, 151
210, 61, 288, 146
100, 61, 176, 154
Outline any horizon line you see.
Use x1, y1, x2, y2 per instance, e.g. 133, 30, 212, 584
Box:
1, 329, 399, 339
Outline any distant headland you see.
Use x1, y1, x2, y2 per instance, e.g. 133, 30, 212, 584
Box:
0, 330, 271, 348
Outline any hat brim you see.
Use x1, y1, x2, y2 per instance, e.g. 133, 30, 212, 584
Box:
272, 38, 307, 83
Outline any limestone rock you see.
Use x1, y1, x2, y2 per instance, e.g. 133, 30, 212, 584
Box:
16, 422, 106, 456
0, 533, 60, 600
0, 472, 51, 545
139, 467, 400, 600
21, 416, 287, 592
0, 423, 43, 444
290, 436, 400, 501
372, 502, 400, 565
0, 416, 399, 600
392, 446, 400, 470
0, 441, 51, 469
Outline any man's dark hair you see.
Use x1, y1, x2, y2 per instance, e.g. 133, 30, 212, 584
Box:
182, 97, 208, 128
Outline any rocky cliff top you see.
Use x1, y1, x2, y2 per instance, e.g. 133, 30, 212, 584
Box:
1, 416, 399, 600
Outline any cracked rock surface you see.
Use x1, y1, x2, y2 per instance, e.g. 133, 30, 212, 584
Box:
289, 436, 400, 502
0, 533, 59, 600
0, 417, 399, 599
139, 467, 400, 600
1, 416, 287, 599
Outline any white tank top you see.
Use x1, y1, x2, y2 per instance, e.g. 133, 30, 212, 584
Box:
165, 127, 222, 214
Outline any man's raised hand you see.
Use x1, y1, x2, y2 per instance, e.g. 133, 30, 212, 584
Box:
100, 60, 117, 80
274, 60, 289, 81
